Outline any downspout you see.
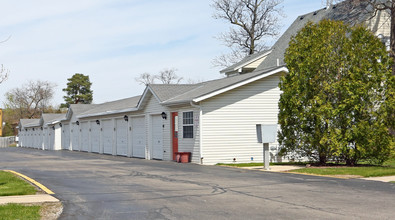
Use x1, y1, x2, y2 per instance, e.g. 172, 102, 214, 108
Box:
190, 100, 203, 164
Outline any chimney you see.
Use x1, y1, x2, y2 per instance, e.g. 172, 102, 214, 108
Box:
326, 0, 333, 9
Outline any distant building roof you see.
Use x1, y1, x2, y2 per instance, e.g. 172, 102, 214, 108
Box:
255, 0, 383, 73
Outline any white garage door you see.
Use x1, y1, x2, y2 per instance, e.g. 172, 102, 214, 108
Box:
43, 128, 49, 150
32, 130, 37, 148
80, 122, 90, 152
132, 117, 145, 158
102, 120, 113, 155
151, 115, 163, 160
116, 118, 128, 156
71, 123, 80, 151
62, 123, 70, 150
49, 127, 55, 150
91, 121, 101, 153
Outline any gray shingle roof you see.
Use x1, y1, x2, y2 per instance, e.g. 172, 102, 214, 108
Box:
42, 114, 66, 125
77, 96, 141, 118
148, 84, 201, 102
20, 119, 41, 128
255, 0, 375, 73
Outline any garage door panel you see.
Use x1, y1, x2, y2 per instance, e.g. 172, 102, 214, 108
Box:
132, 117, 145, 158
91, 122, 100, 153
102, 120, 113, 155
116, 119, 128, 156
71, 123, 79, 151
81, 122, 89, 152
62, 124, 70, 150
152, 115, 163, 160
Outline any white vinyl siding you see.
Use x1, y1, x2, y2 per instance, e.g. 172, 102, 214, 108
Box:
177, 108, 200, 164
244, 56, 267, 69
200, 73, 283, 165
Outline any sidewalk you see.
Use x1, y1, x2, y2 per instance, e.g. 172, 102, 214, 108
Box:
240, 165, 395, 183
0, 194, 59, 205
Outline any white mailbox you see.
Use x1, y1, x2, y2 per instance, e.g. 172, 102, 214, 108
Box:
256, 124, 278, 143
256, 124, 278, 170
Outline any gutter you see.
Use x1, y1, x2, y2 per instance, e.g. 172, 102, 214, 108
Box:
190, 100, 204, 165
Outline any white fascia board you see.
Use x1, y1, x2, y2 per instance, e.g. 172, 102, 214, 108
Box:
193, 66, 288, 102
219, 50, 272, 74
77, 107, 138, 119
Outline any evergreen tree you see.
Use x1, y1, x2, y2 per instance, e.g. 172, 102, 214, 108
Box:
62, 73, 93, 107
278, 20, 394, 165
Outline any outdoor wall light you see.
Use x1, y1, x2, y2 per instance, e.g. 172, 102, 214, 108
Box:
59, 123, 62, 127
161, 112, 167, 120
32, 128, 35, 131
124, 115, 128, 122
40, 127, 43, 131
76, 121, 80, 125
52, 126, 55, 130
25, 129, 27, 131
96, 120, 100, 125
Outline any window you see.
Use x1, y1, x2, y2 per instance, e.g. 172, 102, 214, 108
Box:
183, 111, 193, 138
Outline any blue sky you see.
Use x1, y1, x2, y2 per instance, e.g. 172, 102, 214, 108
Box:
0, 0, 324, 106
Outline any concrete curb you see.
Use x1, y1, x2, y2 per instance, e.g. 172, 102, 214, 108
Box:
1, 170, 59, 205
0, 194, 59, 205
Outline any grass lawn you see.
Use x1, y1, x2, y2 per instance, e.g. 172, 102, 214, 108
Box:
218, 158, 395, 178
0, 204, 40, 220
0, 171, 37, 196
291, 158, 395, 178
291, 166, 395, 177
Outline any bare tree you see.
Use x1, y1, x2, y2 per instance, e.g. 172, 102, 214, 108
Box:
135, 68, 183, 85
0, 64, 9, 84
212, 0, 283, 67
156, 68, 183, 84
4, 80, 56, 119
135, 72, 156, 85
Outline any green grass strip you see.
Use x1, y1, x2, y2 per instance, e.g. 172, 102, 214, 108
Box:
292, 166, 395, 178
217, 161, 309, 167
0, 204, 40, 220
0, 171, 37, 196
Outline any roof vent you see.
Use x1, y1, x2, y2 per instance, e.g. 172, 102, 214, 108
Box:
313, 11, 317, 15
300, 16, 304, 20
332, 5, 336, 9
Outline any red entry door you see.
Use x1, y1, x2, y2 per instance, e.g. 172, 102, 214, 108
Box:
172, 112, 179, 160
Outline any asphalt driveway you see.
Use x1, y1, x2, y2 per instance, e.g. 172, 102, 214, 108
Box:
1, 147, 394, 220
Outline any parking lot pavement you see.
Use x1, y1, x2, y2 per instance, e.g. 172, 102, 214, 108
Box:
1, 147, 395, 220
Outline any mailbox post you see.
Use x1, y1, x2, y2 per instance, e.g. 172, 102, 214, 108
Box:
256, 124, 278, 170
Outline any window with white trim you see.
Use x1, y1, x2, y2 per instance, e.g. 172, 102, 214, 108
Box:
183, 111, 193, 138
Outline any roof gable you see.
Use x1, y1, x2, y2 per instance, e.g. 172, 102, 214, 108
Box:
219, 50, 271, 75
